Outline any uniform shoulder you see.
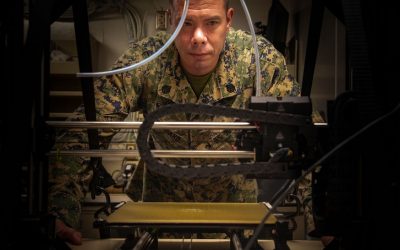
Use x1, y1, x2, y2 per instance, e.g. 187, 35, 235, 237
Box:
225, 29, 289, 70
129, 31, 171, 53
112, 32, 172, 69
226, 28, 275, 51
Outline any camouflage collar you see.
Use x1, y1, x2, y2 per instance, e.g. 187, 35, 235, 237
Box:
157, 43, 240, 104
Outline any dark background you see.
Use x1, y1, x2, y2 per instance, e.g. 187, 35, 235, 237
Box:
1, 0, 399, 249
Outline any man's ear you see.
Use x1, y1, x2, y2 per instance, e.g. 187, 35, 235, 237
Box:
226, 8, 234, 28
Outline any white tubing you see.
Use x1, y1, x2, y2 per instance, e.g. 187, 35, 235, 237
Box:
77, 0, 190, 77
77, 0, 262, 95
240, 0, 262, 96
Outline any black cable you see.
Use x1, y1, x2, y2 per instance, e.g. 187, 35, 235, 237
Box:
244, 102, 400, 250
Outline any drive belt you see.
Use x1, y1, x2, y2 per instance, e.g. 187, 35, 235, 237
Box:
137, 103, 312, 179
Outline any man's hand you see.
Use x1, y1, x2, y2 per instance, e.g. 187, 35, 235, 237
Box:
55, 219, 82, 245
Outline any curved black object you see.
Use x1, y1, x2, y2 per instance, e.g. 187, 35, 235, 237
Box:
137, 103, 312, 179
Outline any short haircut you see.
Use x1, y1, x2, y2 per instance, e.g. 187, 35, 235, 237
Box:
169, 0, 230, 11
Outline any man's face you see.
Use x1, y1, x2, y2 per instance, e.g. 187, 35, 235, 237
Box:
170, 0, 233, 76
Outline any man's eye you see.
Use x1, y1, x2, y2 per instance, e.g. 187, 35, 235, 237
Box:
184, 21, 192, 26
207, 20, 219, 26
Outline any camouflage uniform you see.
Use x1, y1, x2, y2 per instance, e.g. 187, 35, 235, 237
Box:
48, 29, 300, 229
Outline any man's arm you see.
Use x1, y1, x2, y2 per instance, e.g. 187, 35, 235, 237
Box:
48, 44, 148, 243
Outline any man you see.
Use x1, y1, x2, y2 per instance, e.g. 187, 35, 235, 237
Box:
50, 0, 299, 245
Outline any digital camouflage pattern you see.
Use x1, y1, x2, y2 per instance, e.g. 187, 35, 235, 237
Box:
49, 28, 302, 229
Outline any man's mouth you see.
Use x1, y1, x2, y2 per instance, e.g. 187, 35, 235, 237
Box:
189, 53, 211, 59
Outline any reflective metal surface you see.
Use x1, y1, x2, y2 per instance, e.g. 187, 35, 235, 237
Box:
106, 202, 277, 225
46, 121, 257, 129
48, 149, 255, 158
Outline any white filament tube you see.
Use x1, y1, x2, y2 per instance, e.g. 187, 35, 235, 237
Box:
77, 0, 190, 77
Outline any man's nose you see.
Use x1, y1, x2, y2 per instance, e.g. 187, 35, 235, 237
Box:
191, 27, 207, 46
